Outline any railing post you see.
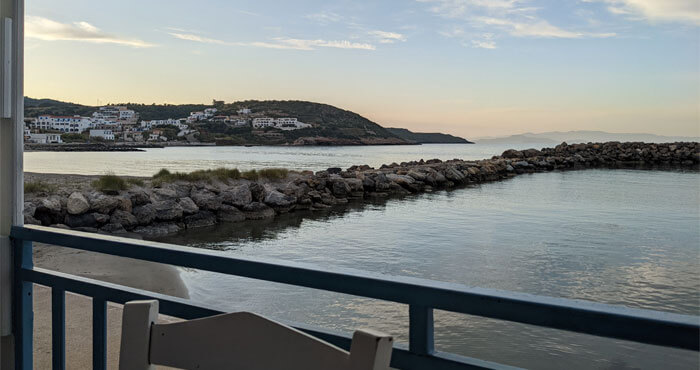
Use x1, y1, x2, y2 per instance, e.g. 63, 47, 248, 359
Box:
409, 305, 434, 356
51, 289, 65, 370
11, 239, 30, 370
92, 297, 107, 370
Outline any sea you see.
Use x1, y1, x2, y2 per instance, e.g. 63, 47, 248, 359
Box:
25, 143, 700, 369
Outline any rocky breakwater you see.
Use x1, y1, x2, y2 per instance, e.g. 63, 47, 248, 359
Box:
23, 141, 699, 238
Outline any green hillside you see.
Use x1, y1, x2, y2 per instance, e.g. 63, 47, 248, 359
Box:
386, 128, 472, 144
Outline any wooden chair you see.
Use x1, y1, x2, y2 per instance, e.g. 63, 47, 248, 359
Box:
119, 300, 394, 370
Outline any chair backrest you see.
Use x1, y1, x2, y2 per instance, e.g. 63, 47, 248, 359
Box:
119, 300, 393, 370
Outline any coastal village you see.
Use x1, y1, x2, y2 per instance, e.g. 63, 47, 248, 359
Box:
23, 104, 311, 144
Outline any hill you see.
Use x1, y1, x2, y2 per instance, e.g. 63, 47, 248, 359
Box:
23, 98, 412, 145
386, 128, 472, 144
475, 131, 699, 145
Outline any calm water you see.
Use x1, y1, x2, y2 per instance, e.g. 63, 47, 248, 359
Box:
24, 143, 543, 176
26, 145, 700, 368
155, 168, 700, 370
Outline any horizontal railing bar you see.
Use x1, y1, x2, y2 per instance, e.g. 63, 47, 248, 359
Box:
21, 267, 515, 370
12, 225, 700, 350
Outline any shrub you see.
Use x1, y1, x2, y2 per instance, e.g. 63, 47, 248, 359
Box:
126, 178, 145, 187
240, 169, 259, 181
24, 181, 56, 194
92, 173, 128, 193
152, 167, 242, 184
258, 168, 289, 180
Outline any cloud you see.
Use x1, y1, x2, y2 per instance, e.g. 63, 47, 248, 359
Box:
419, 0, 616, 48
167, 32, 375, 51
26, 16, 154, 48
475, 17, 616, 38
306, 11, 343, 24
586, 0, 700, 25
471, 39, 497, 48
368, 30, 407, 43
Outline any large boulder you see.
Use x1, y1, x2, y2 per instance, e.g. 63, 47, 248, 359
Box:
64, 212, 108, 228
110, 210, 138, 230
151, 187, 178, 202
443, 166, 465, 182
67, 192, 90, 215
263, 190, 296, 210
241, 202, 276, 220
220, 185, 252, 207
128, 189, 151, 206
133, 204, 157, 225
178, 197, 199, 215
345, 178, 364, 193
184, 211, 217, 229
152, 200, 184, 221
329, 176, 351, 197
217, 205, 246, 223
34, 196, 64, 226
191, 189, 222, 211
90, 194, 120, 214
248, 183, 265, 202
502, 149, 524, 159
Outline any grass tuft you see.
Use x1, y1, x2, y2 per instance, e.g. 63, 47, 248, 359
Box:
126, 178, 145, 187
151, 167, 288, 184
92, 173, 128, 193
24, 181, 56, 194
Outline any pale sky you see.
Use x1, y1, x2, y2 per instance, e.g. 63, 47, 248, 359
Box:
24, 0, 699, 138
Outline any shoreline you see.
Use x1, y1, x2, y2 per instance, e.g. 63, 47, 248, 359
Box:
22, 141, 699, 241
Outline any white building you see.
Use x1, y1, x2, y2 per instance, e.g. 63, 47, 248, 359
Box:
90, 129, 115, 141
187, 111, 207, 123
93, 106, 135, 120
26, 133, 62, 144
232, 119, 249, 127
237, 108, 252, 115
204, 108, 218, 118
141, 119, 181, 129
252, 117, 276, 128
33, 115, 93, 133
275, 118, 311, 130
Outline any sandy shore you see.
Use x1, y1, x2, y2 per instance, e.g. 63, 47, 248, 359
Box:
32, 242, 187, 368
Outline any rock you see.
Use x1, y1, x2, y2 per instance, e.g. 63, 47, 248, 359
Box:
178, 197, 199, 215
190, 189, 222, 211
24, 215, 40, 225
386, 174, 415, 186
329, 177, 351, 197
90, 195, 119, 214
115, 196, 133, 213
522, 148, 543, 157
101, 223, 127, 234
184, 211, 217, 229
502, 149, 524, 159
23, 202, 36, 218
513, 161, 530, 168
128, 189, 151, 206
443, 166, 465, 182
506, 165, 515, 172
220, 185, 252, 207
133, 204, 157, 225
40, 197, 62, 214
406, 170, 426, 182
110, 210, 138, 230
345, 178, 364, 192
217, 205, 246, 223
151, 187, 178, 201
153, 200, 184, 221
67, 192, 90, 215
34, 196, 65, 225
241, 202, 276, 220
64, 212, 108, 228
264, 190, 297, 209
327, 167, 342, 174
133, 223, 182, 237
248, 182, 265, 202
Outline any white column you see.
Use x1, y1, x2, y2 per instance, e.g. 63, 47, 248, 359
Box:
0, 0, 23, 367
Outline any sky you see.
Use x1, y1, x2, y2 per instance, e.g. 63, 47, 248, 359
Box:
24, 0, 699, 138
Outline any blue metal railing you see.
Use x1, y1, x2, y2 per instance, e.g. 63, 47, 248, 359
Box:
10, 224, 700, 370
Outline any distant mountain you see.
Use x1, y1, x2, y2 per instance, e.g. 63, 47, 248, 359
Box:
386, 128, 472, 144
475, 131, 699, 144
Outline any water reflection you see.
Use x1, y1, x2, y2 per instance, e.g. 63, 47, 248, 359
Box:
155, 169, 699, 369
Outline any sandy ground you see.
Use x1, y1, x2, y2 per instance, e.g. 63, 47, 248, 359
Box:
32, 243, 187, 369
